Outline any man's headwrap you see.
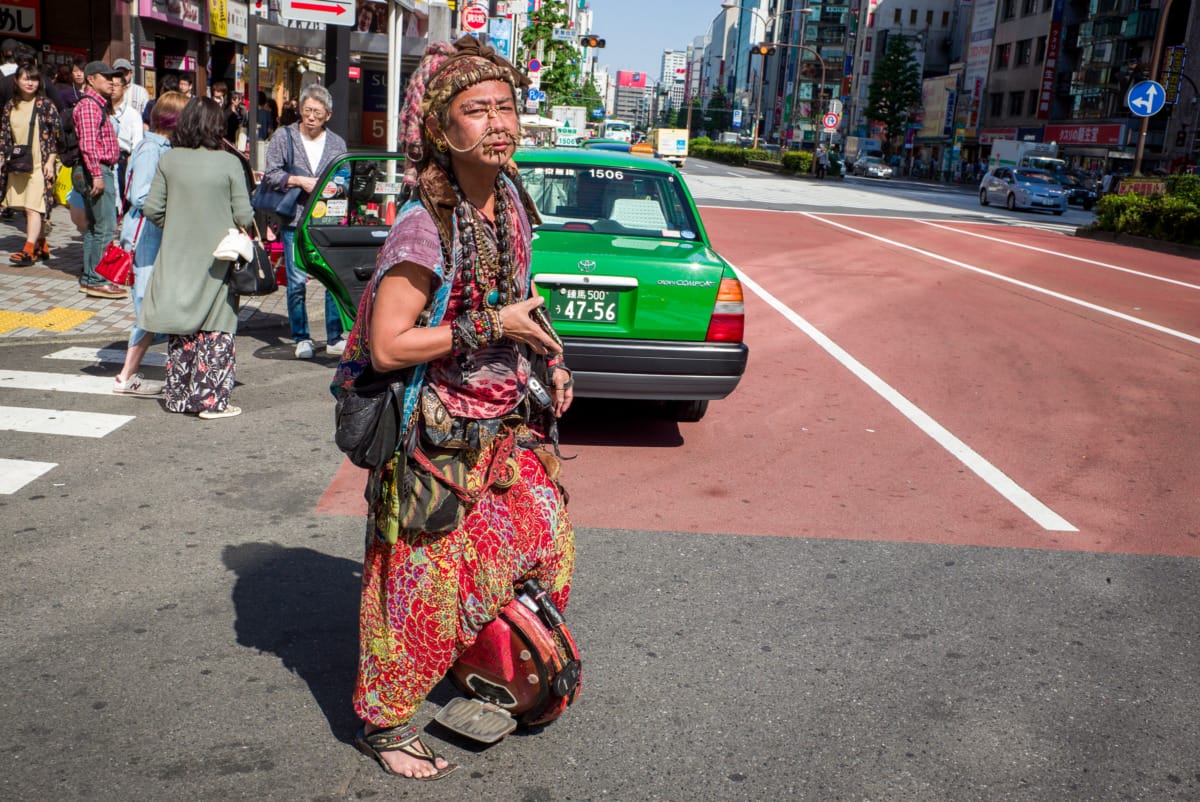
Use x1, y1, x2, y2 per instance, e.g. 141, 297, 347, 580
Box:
399, 35, 529, 187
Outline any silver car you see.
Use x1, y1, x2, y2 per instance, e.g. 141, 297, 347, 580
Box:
979, 167, 1067, 215
852, 156, 894, 179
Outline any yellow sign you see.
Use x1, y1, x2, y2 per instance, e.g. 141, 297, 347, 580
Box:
209, 0, 229, 37
0, 307, 95, 335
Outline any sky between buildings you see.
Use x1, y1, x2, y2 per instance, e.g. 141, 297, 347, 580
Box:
591, 0, 716, 81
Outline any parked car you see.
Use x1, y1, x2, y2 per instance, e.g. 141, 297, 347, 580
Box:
295, 149, 749, 422
852, 155, 894, 179
1053, 173, 1097, 210
978, 166, 1067, 215
579, 137, 632, 153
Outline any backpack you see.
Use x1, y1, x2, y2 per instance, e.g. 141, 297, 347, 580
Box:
58, 95, 106, 169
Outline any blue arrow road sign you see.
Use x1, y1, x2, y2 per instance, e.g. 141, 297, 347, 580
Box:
1126, 80, 1166, 117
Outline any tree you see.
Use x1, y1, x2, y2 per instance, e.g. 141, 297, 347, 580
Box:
516, 0, 583, 114
705, 88, 733, 136
864, 35, 922, 151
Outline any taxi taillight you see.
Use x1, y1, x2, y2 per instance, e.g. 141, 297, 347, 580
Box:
705, 277, 745, 342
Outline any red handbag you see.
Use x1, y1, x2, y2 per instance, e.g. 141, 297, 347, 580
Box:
95, 242, 134, 286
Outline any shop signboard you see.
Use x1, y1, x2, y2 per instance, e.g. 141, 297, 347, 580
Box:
1036, 0, 1065, 119
140, 48, 156, 69
281, 0, 354, 25
1043, 123, 1123, 146
226, 1, 249, 43
139, 0, 205, 32
0, 0, 39, 40
209, 0, 228, 38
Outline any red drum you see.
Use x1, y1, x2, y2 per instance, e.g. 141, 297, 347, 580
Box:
438, 581, 581, 742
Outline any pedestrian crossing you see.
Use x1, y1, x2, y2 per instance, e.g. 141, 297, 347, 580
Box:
0, 346, 161, 494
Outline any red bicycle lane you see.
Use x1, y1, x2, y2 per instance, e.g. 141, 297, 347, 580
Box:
701, 207, 1200, 557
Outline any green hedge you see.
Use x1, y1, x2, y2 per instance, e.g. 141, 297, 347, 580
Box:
690, 142, 842, 177
1092, 176, 1200, 246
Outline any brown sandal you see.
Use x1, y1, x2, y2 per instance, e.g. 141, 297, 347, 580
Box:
353, 725, 458, 781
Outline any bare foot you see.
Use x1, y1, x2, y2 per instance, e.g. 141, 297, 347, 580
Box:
362, 723, 452, 779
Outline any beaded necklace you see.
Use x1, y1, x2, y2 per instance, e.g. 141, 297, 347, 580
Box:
455, 175, 516, 312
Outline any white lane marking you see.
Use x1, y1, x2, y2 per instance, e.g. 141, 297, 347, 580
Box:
729, 264, 1078, 533
0, 405, 134, 438
803, 213, 1200, 347
0, 458, 57, 494
45, 347, 167, 367
0, 370, 120, 395
914, 219, 1200, 291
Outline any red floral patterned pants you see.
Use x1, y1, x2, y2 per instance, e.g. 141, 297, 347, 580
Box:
353, 445, 575, 727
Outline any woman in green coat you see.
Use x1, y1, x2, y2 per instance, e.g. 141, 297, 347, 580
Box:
140, 97, 254, 420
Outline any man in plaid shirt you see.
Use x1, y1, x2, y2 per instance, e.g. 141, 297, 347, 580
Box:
73, 61, 126, 299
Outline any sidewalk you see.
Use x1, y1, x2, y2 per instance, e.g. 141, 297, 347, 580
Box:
0, 206, 334, 343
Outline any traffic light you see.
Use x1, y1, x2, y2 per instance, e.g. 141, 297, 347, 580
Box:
579, 35, 606, 48
1177, 127, 1188, 147
752, 42, 777, 56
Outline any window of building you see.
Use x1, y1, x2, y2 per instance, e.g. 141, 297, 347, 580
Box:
989, 92, 1004, 117
893, 8, 901, 23
1009, 91, 1023, 116
941, 11, 950, 26
1043, 0, 1052, 10
995, 43, 1012, 70
862, 59, 870, 74
909, 8, 918, 24
1029, 89, 1040, 115
926, 9, 934, 24
1001, 0, 1015, 19
1022, 0, 1037, 15
1036, 35, 1047, 63
868, 11, 875, 26
865, 36, 872, 53
1016, 39, 1032, 65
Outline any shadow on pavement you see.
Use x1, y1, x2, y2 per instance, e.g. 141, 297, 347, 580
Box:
558, 398, 684, 448
222, 542, 362, 743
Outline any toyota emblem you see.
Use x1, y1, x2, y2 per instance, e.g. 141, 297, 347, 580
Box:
577, 259, 596, 273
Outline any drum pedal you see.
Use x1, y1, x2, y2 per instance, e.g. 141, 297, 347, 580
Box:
434, 697, 519, 744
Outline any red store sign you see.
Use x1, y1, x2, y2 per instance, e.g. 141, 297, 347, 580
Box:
1044, 123, 1124, 146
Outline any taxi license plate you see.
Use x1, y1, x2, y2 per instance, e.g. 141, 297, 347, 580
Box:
549, 287, 619, 323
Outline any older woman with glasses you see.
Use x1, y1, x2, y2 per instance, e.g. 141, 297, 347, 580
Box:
261, 84, 347, 359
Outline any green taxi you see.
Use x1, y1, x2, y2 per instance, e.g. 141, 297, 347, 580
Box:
296, 148, 748, 421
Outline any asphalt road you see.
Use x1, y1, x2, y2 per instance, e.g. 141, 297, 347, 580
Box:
2, 167, 1198, 802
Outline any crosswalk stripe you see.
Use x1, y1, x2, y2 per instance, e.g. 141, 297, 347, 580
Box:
0, 405, 134, 437
0, 369, 120, 395
45, 347, 167, 367
0, 458, 57, 494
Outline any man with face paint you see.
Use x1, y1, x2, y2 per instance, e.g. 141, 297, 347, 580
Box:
330, 36, 576, 781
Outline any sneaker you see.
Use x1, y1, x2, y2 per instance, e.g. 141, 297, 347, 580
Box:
294, 339, 315, 359
113, 373, 164, 396
198, 405, 242, 420
325, 338, 347, 356
82, 282, 129, 299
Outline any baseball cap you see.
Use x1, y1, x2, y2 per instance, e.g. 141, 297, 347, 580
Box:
112, 58, 134, 72
84, 61, 118, 78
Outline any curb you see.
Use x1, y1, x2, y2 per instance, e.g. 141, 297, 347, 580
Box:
1073, 227, 1200, 260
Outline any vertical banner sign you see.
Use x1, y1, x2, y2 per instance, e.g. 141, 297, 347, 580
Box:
209, 0, 229, 38
1036, 0, 1065, 119
962, 0, 998, 133
361, 69, 389, 146
1161, 46, 1187, 105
